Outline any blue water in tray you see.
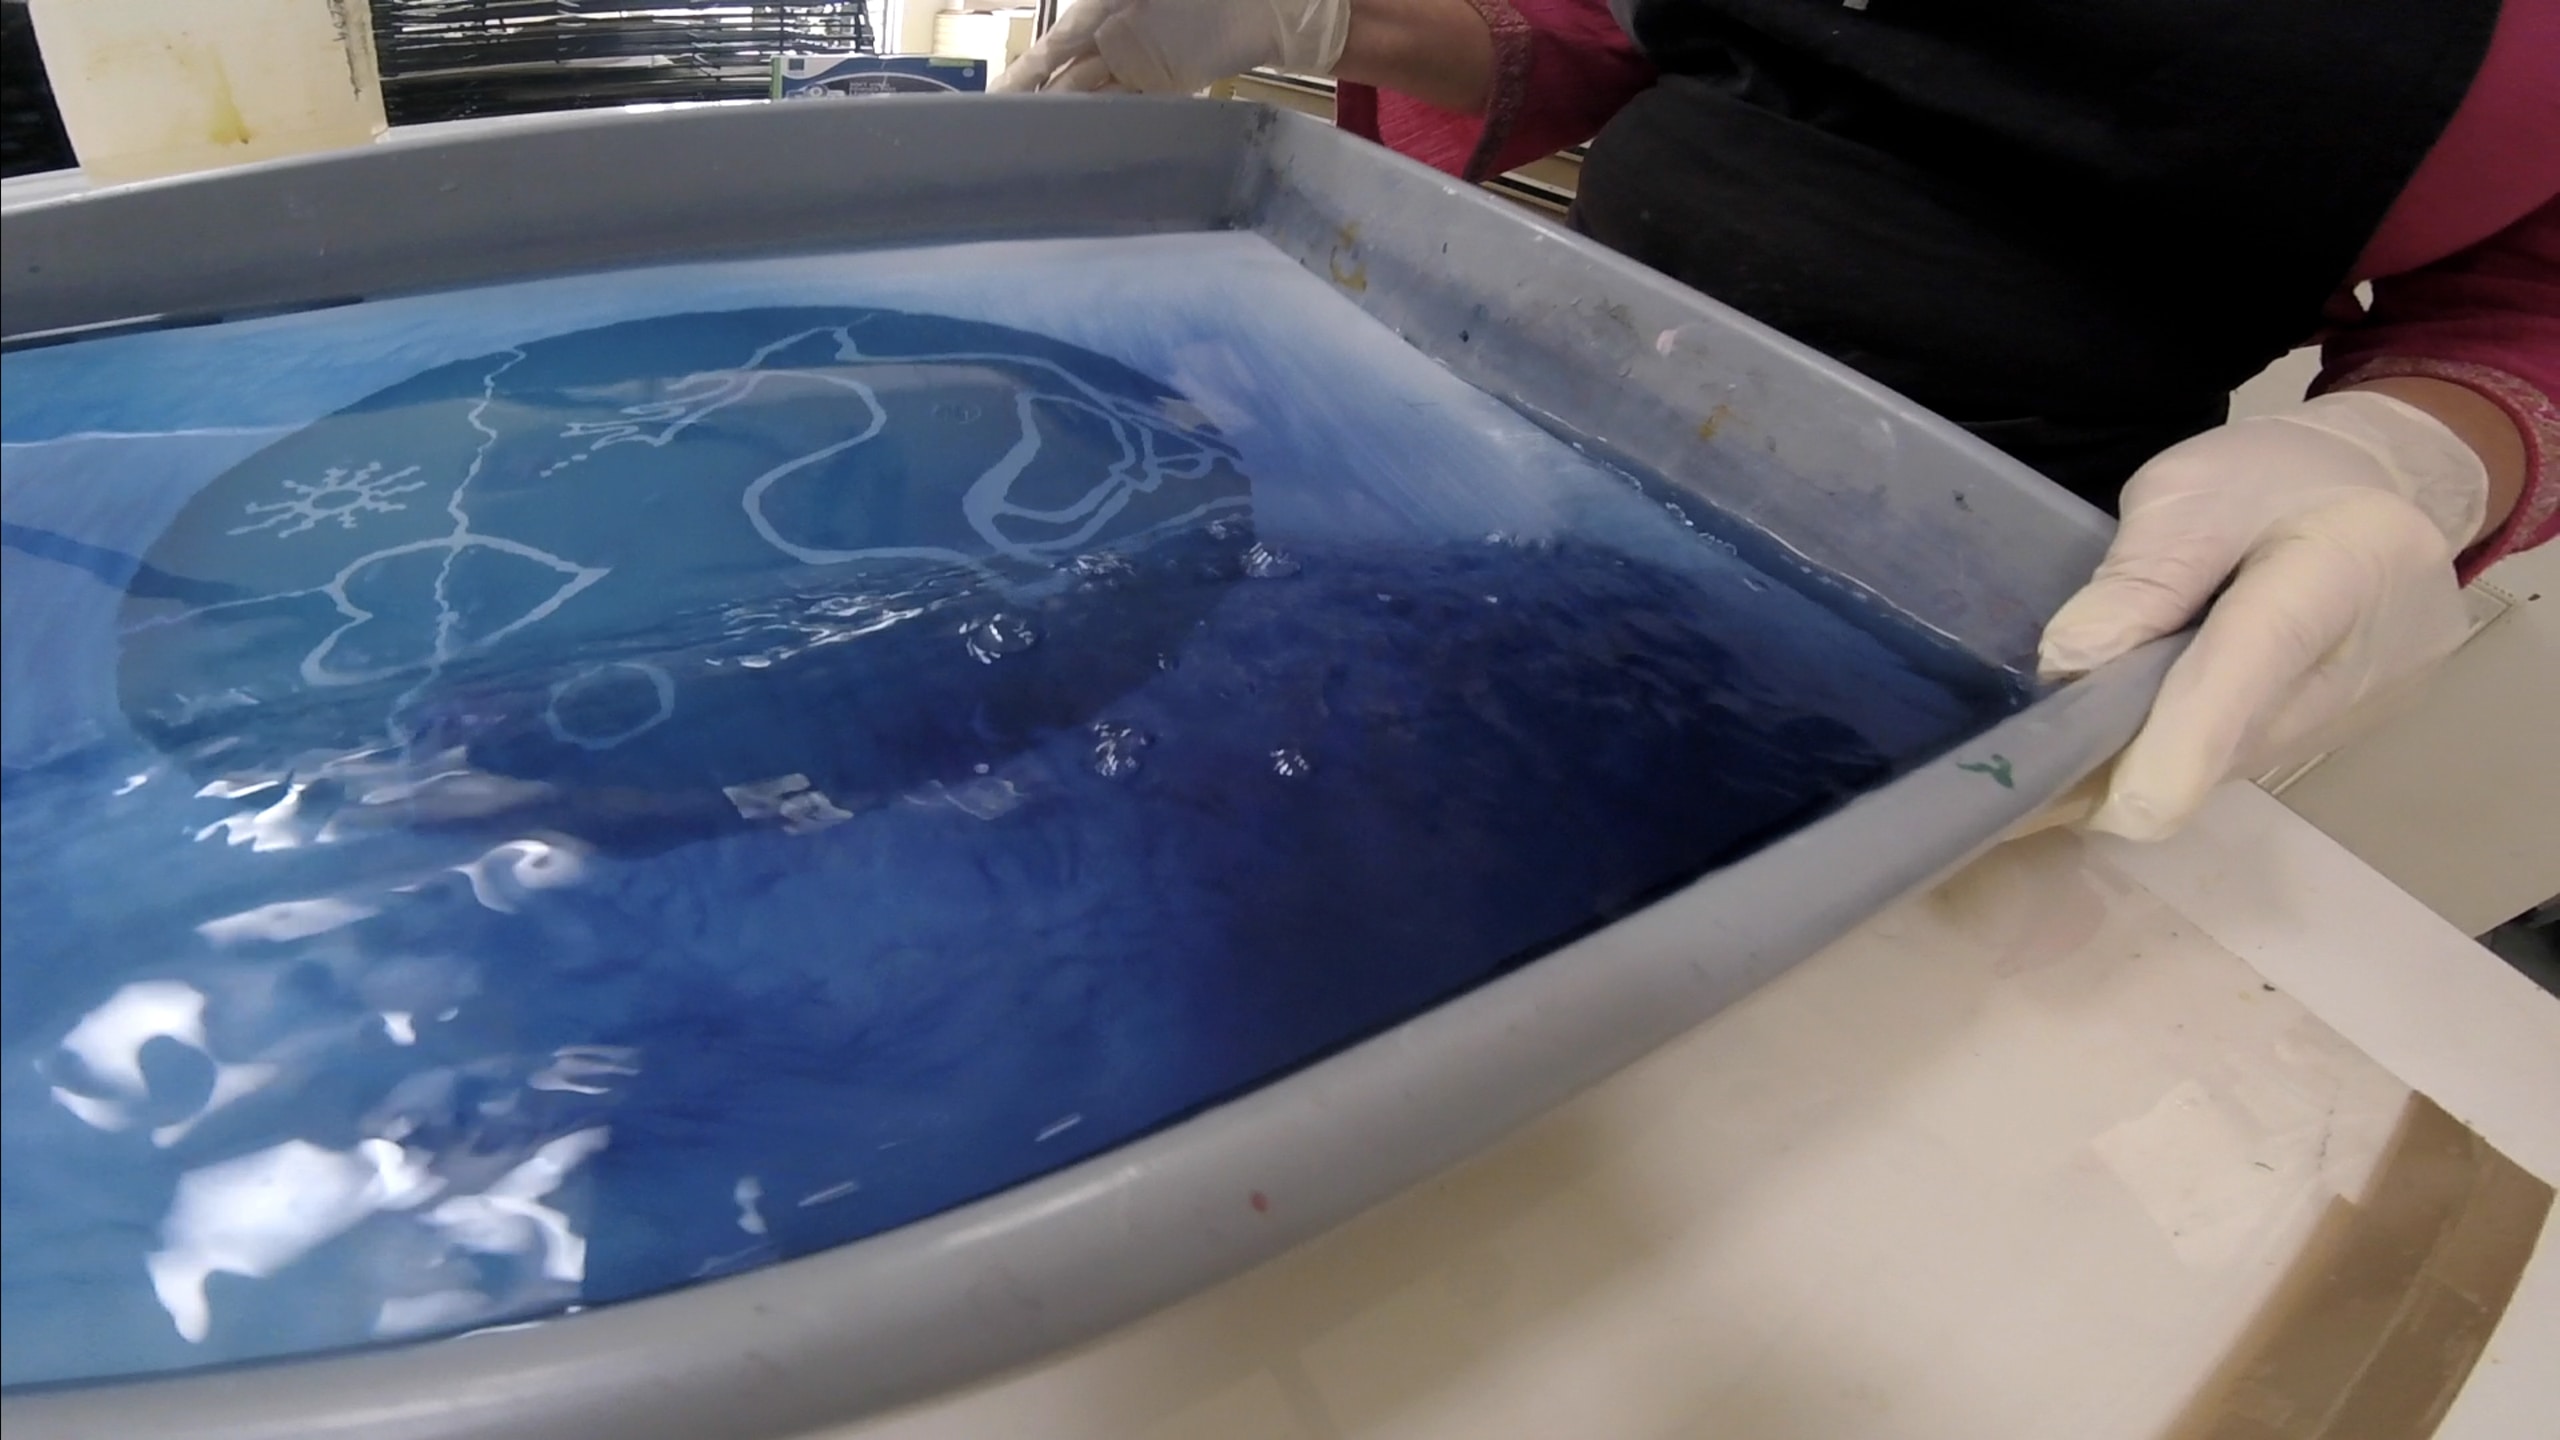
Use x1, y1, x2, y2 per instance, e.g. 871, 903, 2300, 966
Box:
0, 234, 2018, 1386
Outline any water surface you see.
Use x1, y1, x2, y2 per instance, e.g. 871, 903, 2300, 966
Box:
0, 235, 2017, 1385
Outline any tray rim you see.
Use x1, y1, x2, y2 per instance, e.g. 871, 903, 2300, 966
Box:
0, 96, 2175, 1440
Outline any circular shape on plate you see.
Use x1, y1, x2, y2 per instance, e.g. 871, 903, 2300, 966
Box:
115, 308, 1252, 852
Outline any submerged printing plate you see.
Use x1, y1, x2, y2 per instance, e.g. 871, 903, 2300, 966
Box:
0, 233, 2019, 1387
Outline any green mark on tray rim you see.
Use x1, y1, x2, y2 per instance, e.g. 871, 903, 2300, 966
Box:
1957, 754, 2015, 789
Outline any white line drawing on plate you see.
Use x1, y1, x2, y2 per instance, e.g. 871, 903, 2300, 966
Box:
123, 317, 1249, 764
543, 661, 677, 751
230, 462, 427, 539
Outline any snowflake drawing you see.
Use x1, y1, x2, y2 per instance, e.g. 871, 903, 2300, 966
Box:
230, 462, 428, 539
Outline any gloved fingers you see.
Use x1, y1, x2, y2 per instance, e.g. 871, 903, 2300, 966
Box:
2038, 492, 2254, 683
2224, 490, 2469, 759
1093, 11, 1196, 93
1996, 767, 2110, 845
991, 52, 1050, 92
989, 52, 1043, 92
1274, 0, 1356, 72
992, 3, 1110, 91
989, 57, 1049, 93
1050, 51, 1122, 92
2083, 529, 2360, 841
2238, 535, 2471, 765
2247, 662, 2433, 786
993, 44, 1087, 93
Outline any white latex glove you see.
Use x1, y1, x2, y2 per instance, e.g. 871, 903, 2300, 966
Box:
992, 0, 1351, 95
2036, 390, 2490, 841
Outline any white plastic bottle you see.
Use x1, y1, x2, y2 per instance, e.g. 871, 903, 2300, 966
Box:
26, 0, 387, 183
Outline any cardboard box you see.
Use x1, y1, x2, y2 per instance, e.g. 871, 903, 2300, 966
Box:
772, 54, 989, 99
931, 9, 1036, 69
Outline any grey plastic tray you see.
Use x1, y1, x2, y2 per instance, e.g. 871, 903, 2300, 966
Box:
0, 96, 2176, 1440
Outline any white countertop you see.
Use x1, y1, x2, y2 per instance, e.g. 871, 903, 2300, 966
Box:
813, 786, 2560, 1440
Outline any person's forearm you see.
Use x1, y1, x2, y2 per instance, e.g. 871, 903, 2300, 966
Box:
2344, 375, 2527, 545
1334, 0, 1495, 114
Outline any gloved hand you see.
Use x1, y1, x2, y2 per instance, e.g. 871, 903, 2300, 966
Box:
992, 0, 1351, 95
2036, 389, 2490, 841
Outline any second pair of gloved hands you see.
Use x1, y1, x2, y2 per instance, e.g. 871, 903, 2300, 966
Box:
993, 0, 1349, 94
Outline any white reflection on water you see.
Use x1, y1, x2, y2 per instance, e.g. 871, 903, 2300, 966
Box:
47, 980, 278, 1146
721, 773, 854, 835
451, 835, 589, 913
195, 896, 379, 946
146, 1136, 438, 1342
529, 1045, 640, 1096
193, 780, 318, 852
33, 828, 623, 1349
57, 980, 205, 1100
422, 1127, 610, 1286
141, 1122, 616, 1345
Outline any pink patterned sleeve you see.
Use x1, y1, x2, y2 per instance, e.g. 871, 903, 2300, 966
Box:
2319, 196, 2560, 579
1334, 0, 1654, 185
